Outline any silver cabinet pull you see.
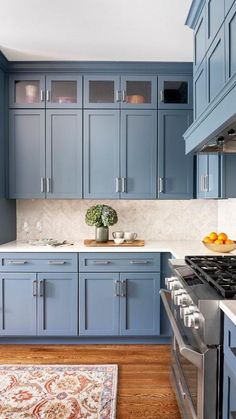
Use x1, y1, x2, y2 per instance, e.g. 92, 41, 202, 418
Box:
46, 90, 50, 102
93, 260, 110, 265
204, 175, 209, 192
200, 175, 204, 192
121, 177, 126, 193
159, 177, 164, 193
48, 260, 66, 265
115, 177, 120, 193
130, 260, 149, 265
122, 90, 126, 102
40, 177, 45, 193
39, 280, 44, 297
46, 178, 51, 193
115, 90, 120, 102
40, 90, 45, 102
160, 89, 164, 102
32, 280, 37, 297
114, 280, 120, 297
8, 260, 28, 265
120, 280, 126, 297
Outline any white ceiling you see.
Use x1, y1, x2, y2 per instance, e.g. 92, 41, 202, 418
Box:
0, 0, 193, 62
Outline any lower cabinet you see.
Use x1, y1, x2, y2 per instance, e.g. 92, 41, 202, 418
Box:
223, 316, 236, 419
79, 271, 160, 336
0, 272, 78, 336
196, 153, 220, 198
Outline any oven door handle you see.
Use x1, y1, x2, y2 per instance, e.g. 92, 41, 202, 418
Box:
160, 289, 206, 369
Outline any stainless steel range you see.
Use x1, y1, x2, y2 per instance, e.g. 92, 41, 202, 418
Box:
160, 255, 236, 419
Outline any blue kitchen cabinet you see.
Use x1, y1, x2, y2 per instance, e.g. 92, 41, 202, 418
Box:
196, 153, 220, 198
83, 109, 120, 199
120, 110, 157, 199
225, 0, 236, 16
37, 273, 78, 336
0, 69, 5, 198
9, 109, 82, 199
119, 273, 160, 336
79, 273, 120, 336
221, 154, 236, 198
9, 109, 46, 199
158, 110, 193, 199
158, 75, 193, 109
206, 0, 225, 49
0, 273, 37, 336
45, 74, 82, 108
194, 4, 207, 72
223, 316, 236, 419
46, 110, 82, 198
206, 27, 225, 103
83, 75, 120, 109
225, 2, 236, 81
120, 76, 157, 109
9, 74, 45, 109
84, 109, 157, 200
194, 60, 207, 120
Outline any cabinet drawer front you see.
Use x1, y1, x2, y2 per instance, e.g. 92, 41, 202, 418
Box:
79, 253, 160, 272
224, 315, 236, 371
0, 253, 78, 272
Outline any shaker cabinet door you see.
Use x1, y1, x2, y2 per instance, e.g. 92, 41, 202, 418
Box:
225, 2, 236, 81
120, 110, 157, 199
9, 74, 45, 109
83, 110, 120, 199
84, 75, 120, 109
158, 110, 193, 200
79, 273, 120, 336
119, 273, 160, 336
46, 74, 82, 108
37, 273, 78, 336
9, 109, 46, 199
158, 75, 193, 109
206, 27, 225, 103
121, 76, 157, 109
46, 110, 82, 198
206, 0, 224, 49
0, 273, 37, 336
194, 5, 207, 72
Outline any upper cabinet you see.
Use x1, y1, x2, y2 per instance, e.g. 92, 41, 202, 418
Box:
84, 75, 157, 109
9, 74, 82, 108
225, 2, 236, 81
158, 75, 193, 109
225, 0, 236, 16
9, 74, 45, 109
206, 0, 224, 48
194, 4, 207, 72
206, 27, 225, 103
84, 75, 120, 109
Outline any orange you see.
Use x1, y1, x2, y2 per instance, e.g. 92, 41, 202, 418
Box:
225, 239, 234, 245
203, 236, 213, 243
218, 233, 228, 242
214, 239, 224, 245
209, 232, 218, 241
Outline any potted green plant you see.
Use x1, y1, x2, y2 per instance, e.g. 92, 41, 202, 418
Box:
85, 204, 118, 242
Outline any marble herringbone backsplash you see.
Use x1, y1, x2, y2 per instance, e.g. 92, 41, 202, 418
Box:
17, 199, 219, 241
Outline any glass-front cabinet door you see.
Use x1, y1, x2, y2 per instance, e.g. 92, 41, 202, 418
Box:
158, 75, 193, 109
46, 74, 82, 108
83, 76, 120, 108
9, 74, 45, 108
121, 76, 157, 109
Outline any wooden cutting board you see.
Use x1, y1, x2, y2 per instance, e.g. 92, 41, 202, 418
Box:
84, 239, 145, 247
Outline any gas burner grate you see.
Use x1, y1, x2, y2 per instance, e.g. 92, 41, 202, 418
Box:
185, 256, 236, 298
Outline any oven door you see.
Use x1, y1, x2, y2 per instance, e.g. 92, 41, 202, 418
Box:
160, 290, 219, 419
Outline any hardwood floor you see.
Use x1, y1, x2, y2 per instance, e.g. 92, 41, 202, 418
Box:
0, 344, 180, 419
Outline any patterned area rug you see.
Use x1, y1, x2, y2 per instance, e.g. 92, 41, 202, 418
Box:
0, 364, 118, 418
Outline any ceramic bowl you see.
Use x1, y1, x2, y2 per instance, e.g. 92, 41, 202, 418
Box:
114, 238, 124, 245
202, 241, 236, 253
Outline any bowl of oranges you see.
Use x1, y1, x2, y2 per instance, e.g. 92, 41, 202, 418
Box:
202, 232, 236, 253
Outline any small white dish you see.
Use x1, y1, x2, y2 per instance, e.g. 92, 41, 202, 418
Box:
114, 238, 124, 245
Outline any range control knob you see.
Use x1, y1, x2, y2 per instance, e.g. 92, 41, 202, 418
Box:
180, 305, 193, 319
172, 290, 186, 305
179, 294, 192, 307
165, 276, 177, 287
169, 280, 182, 291
192, 312, 201, 330
183, 307, 201, 329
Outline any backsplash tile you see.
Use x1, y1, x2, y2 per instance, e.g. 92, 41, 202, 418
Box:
218, 199, 236, 238
17, 200, 218, 242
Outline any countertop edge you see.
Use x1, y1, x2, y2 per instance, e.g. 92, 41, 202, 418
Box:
220, 301, 236, 326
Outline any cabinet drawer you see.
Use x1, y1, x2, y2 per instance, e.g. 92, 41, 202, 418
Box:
224, 315, 236, 371
0, 253, 78, 272
79, 252, 160, 272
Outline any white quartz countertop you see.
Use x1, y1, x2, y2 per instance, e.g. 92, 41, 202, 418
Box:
220, 301, 236, 326
1, 240, 236, 260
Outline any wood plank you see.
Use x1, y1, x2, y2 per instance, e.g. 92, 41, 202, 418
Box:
0, 344, 180, 418
84, 239, 145, 247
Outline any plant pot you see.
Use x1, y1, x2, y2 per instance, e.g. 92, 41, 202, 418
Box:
95, 226, 109, 243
